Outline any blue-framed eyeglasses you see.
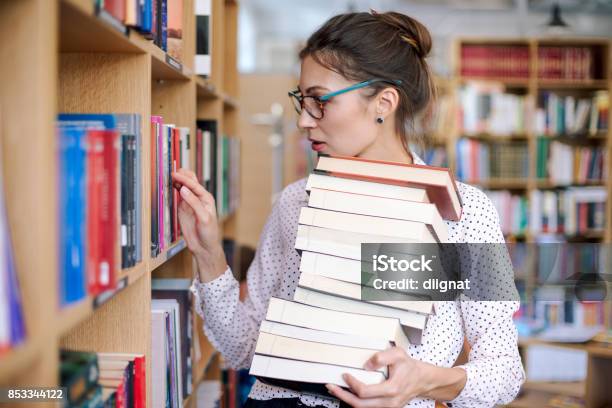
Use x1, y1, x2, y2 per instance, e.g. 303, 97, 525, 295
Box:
288, 78, 402, 120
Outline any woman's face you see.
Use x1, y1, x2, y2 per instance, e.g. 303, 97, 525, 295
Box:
297, 56, 381, 157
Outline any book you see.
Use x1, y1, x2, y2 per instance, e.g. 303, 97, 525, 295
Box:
315, 154, 462, 221
152, 298, 183, 406
307, 188, 448, 242
298, 272, 433, 316
292, 287, 426, 344
166, 0, 183, 62
60, 350, 100, 406
152, 278, 193, 397
305, 173, 431, 203
151, 309, 169, 407
58, 127, 87, 305
250, 355, 385, 396
295, 224, 410, 261
265, 298, 410, 349
259, 320, 392, 351
254, 331, 387, 375
195, 0, 212, 76
299, 207, 438, 243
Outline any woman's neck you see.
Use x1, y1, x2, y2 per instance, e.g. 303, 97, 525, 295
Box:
357, 133, 413, 164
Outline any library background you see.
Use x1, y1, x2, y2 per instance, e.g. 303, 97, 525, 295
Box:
0, 0, 611, 407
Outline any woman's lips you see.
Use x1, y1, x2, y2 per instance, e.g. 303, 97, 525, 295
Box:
311, 141, 326, 152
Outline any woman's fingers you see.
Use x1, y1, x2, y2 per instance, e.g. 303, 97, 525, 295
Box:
364, 348, 406, 370
342, 373, 397, 399
172, 171, 215, 205
178, 186, 210, 223
177, 167, 199, 183
326, 384, 396, 408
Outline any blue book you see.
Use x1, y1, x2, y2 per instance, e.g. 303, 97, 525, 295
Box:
57, 113, 116, 130
58, 127, 87, 305
161, 0, 167, 51
141, 0, 153, 33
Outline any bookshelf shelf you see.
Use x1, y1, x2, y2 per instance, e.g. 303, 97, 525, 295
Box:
535, 180, 605, 189
458, 76, 530, 87
461, 133, 530, 141
537, 79, 609, 89
149, 239, 188, 272
522, 380, 585, 398
0, 0, 240, 404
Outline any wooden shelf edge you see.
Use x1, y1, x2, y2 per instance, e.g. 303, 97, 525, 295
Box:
58, 262, 148, 336
195, 76, 220, 99
149, 239, 187, 272
522, 381, 585, 398
0, 340, 42, 383
222, 94, 239, 109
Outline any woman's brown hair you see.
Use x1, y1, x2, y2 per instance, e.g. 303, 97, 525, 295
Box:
299, 10, 436, 151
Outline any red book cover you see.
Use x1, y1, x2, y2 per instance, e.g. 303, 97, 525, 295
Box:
86, 130, 119, 295
172, 127, 180, 241
103, 0, 126, 22
134, 356, 146, 408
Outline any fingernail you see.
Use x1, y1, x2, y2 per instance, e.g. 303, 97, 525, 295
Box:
342, 374, 348, 381
180, 186, 189, 197
325, 384, 334, 394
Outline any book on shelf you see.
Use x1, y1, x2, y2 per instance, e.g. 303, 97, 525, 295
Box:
455, 138, 528, 182
529, 187, 606, 236
537, 139, 606, 185
60, 350, 100, 406
535, 90, 609, 137
485, 190, 528, 237
537, 46, 597, 81
152, 278, 194, 398
460, 44, 530, 79
459, 81, 529, 136
167, 0, 183, 63
196, 120, 218, 203
196, 380, 222, 408
423, 146, 448, 168
251, 155, 462, 397
152, 298, 184, 407
195, 0, 212, 77
97, 352, 146, 408
216, 135, 240, 218
525, 344, 587, 383
150, 116, 190, 257
0, 138, 26, 353
57, 113, 143, 299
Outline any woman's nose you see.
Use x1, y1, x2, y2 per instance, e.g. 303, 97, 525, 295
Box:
297, 109, 317, 130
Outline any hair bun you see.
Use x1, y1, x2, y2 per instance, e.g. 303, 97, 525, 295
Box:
370, 10, 431, 58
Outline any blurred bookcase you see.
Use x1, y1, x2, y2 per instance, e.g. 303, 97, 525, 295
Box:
424, 37, 611, 408
0, 0, 240, 406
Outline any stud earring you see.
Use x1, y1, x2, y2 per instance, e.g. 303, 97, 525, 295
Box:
376, 117, 384, 124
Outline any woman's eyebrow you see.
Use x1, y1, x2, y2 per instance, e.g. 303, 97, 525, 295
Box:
304, 85, 330, 94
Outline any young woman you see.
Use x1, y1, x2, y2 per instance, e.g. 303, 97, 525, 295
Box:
172, 10, 525, 408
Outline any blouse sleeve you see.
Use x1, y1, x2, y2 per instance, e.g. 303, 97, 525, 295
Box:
447, 186, 526, 407
189, 197, 288, 370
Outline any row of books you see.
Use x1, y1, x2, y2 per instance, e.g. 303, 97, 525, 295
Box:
58, 114, 143, 303
529, 187, 606, 236
151, 278, 194, 407
194, 121, 240, 219
250, 154, 461, 395
196, 380, 222, 408
460, 44, 530, 79
536, 140, 606, 184
459, 82, 529, 135
60, 349, 145, 408
455, 138, 529, 181
534, 90, 609, 136
97, 0, 183, 63
486, 190, 528, 237
150, 116, 189, 258
423, 146, 448, 168
0, 149, 25, 355
537, 46, 597, 81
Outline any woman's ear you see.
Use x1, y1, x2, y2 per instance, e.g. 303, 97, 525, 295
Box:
375, 87, 400, 120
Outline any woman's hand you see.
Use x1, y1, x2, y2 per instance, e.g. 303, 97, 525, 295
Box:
171, 169, 227, 282
325, 347, 466, 407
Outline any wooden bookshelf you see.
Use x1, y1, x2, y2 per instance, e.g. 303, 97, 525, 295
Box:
445, 37, 612, 408
0, 0, 240, 406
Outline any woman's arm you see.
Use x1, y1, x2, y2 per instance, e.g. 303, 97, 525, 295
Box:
174, 169, 288, 370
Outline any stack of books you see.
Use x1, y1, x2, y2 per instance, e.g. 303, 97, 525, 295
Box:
249, 154, 462, 397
